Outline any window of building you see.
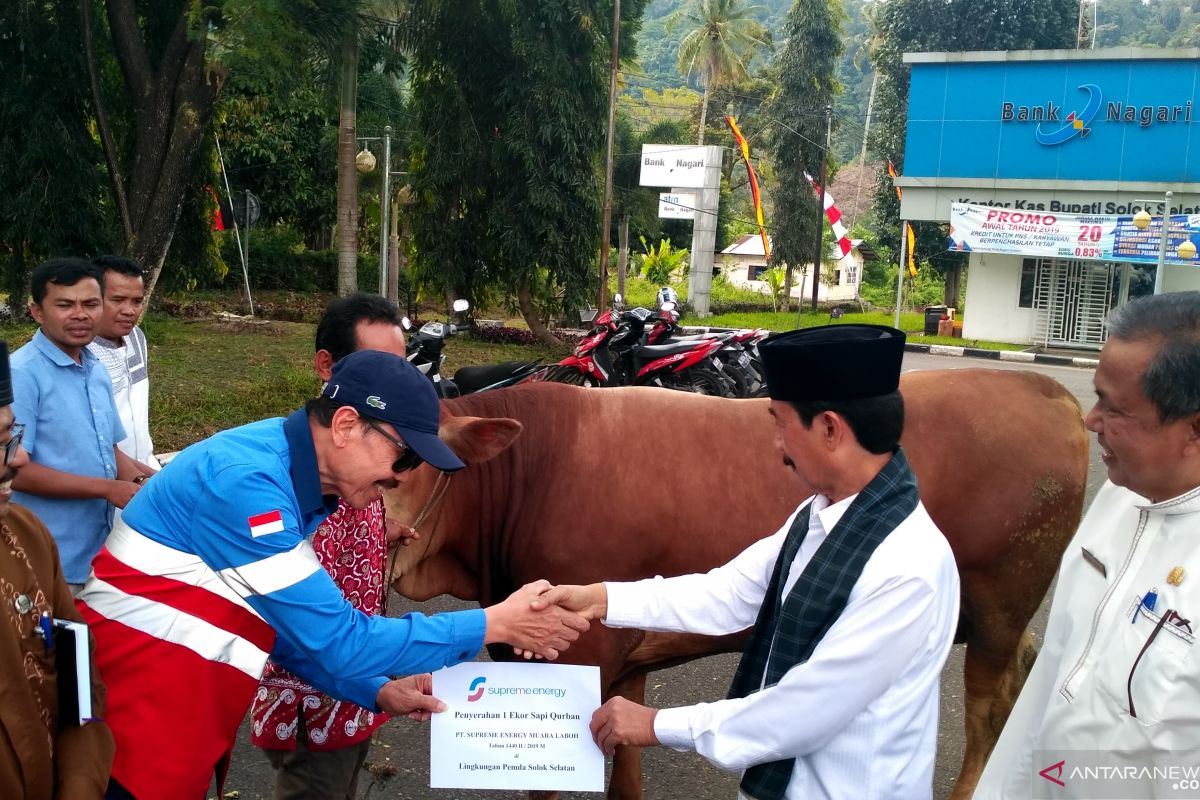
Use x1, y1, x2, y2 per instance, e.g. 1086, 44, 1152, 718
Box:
1018, 258, 1041, 308
833, 269, 842, 284
749, 264, 768, 281
844, 264, 858, 285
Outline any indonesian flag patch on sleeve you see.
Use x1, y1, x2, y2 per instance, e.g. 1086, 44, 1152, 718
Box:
248, 510, 285, 537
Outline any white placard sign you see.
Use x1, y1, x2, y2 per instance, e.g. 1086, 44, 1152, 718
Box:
640, 144, 711, 188
430, 662, 603, 792
659, 192, 696, 219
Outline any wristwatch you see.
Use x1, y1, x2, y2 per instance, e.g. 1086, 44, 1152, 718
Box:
132, 474, 149, 485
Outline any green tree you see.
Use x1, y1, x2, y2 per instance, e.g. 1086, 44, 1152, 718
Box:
409, 0, 646, 345
868, 0, 1077, 306
674, 0, 771, 144
617, 85, 699, 128
1, 2, 114, 312
212, 1, 407, 296
612, 116, 693, 268
638, 236, 689, 284
764, 266, 787, 311
765, 0, 844, 309
284, 0, 407, 296
336, 22, 362, 296
216, 79, 338, 248
81, 0, 234, 301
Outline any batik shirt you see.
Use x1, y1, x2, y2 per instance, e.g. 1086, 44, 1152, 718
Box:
251, 499, 391, 751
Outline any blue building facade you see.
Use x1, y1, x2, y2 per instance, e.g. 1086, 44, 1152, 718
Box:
898, 49, 1200, 347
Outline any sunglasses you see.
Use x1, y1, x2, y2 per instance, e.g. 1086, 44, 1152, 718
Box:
3, 423, 24, 466
363, 419, 424, 473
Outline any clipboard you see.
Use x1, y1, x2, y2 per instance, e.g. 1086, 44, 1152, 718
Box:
53, 619, 93, 725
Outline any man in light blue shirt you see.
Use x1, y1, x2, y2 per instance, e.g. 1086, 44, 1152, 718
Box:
11, 258, 150, 588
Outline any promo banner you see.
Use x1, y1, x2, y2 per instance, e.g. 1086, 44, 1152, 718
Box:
948, 202, 1200, 265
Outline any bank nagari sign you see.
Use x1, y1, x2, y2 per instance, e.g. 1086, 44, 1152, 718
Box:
639, 144, 713, 189
1000, 83, 1195, 146
904, 52, 1200, 182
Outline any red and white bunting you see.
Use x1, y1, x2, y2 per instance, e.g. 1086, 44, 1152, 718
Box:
805, 173, 853, 259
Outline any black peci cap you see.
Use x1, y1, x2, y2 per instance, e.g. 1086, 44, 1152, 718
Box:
758, 324, 905, 402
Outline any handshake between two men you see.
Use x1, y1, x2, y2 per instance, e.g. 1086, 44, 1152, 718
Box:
377, 579, 650, 764
374, 579, 593, 719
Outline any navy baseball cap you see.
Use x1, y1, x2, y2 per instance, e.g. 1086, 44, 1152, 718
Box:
321, 350, 465, 472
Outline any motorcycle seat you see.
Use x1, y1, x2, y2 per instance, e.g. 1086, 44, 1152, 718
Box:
636, 339, 716, 359
453, 360, 541, 393
660, 331, 735, 344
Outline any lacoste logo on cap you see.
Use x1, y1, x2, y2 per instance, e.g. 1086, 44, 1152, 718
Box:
366, 395, 386, 410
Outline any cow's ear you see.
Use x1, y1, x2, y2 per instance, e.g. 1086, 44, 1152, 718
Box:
439, 416, 523, 464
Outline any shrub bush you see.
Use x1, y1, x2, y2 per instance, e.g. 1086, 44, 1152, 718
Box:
860, 264, 952, 310
217, 225, 332, 291
471, 325, 581, 346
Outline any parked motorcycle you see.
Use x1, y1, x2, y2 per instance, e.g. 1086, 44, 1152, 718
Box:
405, 299, 542, 398
644, 301, 767, 397
542, 296, 744, 396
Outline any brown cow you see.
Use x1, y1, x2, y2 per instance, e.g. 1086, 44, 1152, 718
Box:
383, 369, 1088, 799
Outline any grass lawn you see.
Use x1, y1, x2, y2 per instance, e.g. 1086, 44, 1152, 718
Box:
682, 309, 926, 332
0, 300, 1020, 453
678, 310, 1025, 351
0, 315, 564, 452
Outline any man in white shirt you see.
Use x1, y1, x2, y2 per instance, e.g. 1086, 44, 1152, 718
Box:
86, 256, 160, 474
975, 292, 1200, 799
535, 324, 960, 800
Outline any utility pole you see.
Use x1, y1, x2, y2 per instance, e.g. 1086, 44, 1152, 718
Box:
894, 223, 907, 329
807, 105, 834, 314
597, 0, 621, 312
851, 75, 878, 224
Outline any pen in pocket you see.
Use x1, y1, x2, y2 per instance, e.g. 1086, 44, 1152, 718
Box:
1132, 588, 1158, 624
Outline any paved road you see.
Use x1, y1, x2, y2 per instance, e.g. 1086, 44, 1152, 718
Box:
219, 353, 1105, 800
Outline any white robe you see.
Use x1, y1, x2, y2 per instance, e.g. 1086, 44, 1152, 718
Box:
975, 480, 1200, 799
604, 492, 960, 800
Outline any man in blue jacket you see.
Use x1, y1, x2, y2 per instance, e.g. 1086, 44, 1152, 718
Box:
80, 350, 587, 800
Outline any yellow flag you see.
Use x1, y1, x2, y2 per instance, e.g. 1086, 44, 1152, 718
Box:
905, 223, 918, 278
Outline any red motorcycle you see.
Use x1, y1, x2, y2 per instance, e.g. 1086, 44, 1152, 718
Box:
641, 303, 767, 397
543, 301, 739, 396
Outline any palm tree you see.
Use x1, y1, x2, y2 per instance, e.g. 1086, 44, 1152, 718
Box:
674, 0, 771, 144
333, 1, 411, 296
336, 23, 361, 296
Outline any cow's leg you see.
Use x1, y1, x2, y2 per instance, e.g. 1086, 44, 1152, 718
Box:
955, 626, 1037, 799
526, 672, 648, 800
952, 574, 1041, 800
607, 671, 648, 800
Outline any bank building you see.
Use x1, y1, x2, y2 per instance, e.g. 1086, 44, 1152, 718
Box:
896, 47, 1200, 348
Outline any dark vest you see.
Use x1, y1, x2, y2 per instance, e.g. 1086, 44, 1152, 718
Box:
728, 448, 919, 800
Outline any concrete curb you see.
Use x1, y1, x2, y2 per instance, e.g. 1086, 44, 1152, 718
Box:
902, 342, 1098, 368
681, 326, 1099, 369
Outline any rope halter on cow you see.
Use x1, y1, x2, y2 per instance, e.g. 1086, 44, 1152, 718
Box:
383, 470, 453, 613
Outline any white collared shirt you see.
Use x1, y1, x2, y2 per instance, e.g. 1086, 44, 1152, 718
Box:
604, 494, 959, 800
976, 480, 1200, 798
